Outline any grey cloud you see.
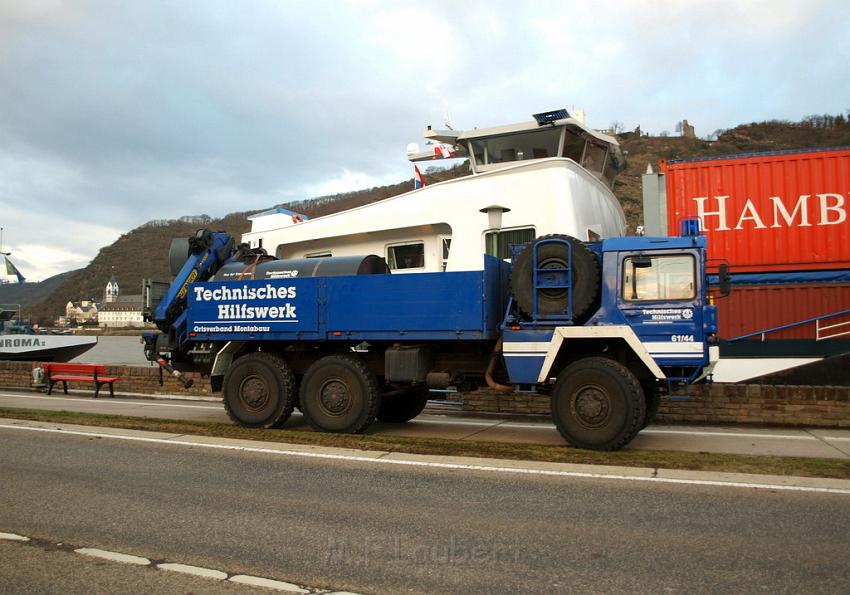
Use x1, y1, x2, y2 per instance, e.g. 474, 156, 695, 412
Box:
1, 0, 848, 280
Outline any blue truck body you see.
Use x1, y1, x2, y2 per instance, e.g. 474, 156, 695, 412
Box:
184, 257, 509, 343
145, 228, 720, 451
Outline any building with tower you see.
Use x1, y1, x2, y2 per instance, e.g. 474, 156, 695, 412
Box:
98, 273, 145, 328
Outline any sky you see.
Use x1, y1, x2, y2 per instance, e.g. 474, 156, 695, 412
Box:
1, 0, 848, 281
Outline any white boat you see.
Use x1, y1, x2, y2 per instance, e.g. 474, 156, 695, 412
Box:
242, 109, 628, 273
0, 309, 97, 362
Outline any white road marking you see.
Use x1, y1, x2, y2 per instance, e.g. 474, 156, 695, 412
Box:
0, 532, 30, 541
75, 548, 150, 565
641, 429, 816, 440
157, 563, 228, 580
413, 418, 502, 427
0, 392, 222, 410
229, 575, 310, 592
2, 530, 338, 593
2, 423, 848, 495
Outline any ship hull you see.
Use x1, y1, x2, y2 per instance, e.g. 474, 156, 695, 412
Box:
0, 335, 98, 362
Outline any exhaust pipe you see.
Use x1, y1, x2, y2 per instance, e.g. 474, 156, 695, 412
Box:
485, 337, 514, 394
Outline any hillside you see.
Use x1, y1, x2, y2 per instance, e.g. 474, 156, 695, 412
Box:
0, 270, 77, 312
28, 212, 254, 323
27, 116, 850, 324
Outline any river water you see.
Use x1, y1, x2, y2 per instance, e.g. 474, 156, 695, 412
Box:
71, 335, 151, 366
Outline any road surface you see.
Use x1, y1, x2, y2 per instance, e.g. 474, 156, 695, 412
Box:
1, 422, 850, 593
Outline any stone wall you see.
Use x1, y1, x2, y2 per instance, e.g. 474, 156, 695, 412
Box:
0, 361, 214, 397
1, 361, 848, 428
461, 384, 850, 428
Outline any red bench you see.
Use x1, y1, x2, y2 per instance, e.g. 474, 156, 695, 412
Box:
44, 363, 120, 398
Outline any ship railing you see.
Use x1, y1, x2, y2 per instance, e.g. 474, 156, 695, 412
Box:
817, 315, 850, 341
729, 307, 850, 342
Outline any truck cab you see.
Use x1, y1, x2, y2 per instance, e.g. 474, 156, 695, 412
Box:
499, 229, 719, 449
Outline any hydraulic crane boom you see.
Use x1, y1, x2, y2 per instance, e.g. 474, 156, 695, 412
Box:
144, 229, 236, 363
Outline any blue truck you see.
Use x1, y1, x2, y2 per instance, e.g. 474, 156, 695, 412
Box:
143, 225, 726, 451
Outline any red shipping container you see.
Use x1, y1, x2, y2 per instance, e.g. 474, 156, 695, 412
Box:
716, 283, 850, 340
662, 147, 850, 273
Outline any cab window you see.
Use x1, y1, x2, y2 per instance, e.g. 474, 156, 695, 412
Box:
622, 254, 695, 301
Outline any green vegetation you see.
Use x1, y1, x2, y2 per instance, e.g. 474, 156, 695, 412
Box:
2, 407, 848, 480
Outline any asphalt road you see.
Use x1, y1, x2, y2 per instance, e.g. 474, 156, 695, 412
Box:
1, 389, 849, 459
0, 540, 273, 595
2, 426, 849, 593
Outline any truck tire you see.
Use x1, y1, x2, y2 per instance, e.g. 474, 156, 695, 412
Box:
551, 357, 646, 451
377, 386, 429, 423
223, 352, 296, 428
512, 234, 600, 321
299, 354, 380, 433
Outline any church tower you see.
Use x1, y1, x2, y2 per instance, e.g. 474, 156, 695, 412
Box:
104, 272, 119, 303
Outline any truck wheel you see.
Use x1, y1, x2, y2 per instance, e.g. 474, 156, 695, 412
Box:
512, 234, 600, 321
223, 352, 296, 428
551, 357, 646, 451
377, 387, 429, 423
299, 355, 380, 433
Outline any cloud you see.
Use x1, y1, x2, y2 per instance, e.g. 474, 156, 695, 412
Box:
1, 0, 848, 280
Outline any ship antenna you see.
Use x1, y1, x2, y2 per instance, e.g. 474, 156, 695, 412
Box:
0, 227, 9, 256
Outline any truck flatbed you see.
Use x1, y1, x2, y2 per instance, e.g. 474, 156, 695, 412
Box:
186, 257, 509, 343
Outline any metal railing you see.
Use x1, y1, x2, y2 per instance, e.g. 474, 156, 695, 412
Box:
818, 315, 850, 341
729, 307, 850, 342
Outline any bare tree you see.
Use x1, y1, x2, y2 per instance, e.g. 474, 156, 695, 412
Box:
609, 120, 624, 135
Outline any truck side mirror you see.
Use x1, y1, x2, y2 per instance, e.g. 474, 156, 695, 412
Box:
631, 256, 653, 268
718, 263, 731, 297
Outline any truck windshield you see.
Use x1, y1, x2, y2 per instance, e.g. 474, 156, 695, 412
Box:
622, 254, 695, 301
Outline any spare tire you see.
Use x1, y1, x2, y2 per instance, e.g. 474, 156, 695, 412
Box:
511, 234, 600, 321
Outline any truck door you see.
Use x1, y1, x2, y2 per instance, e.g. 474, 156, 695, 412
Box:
618, 251, 707, 374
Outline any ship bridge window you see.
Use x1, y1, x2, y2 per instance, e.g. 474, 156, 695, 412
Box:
387, 242, 425, 271
622, 254, 695, 302
485, 227, 535, 260
561, 130, 585, 162
470, 128, 561, 167
582, 142, 608, 178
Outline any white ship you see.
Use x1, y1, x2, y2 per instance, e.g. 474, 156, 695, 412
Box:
0, 309, 97, 361
242, 109, 628, 273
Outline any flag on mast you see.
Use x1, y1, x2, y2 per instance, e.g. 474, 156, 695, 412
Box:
434, 143, 455, 159
3, 255, 25, 284
414, 164, 425, 189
